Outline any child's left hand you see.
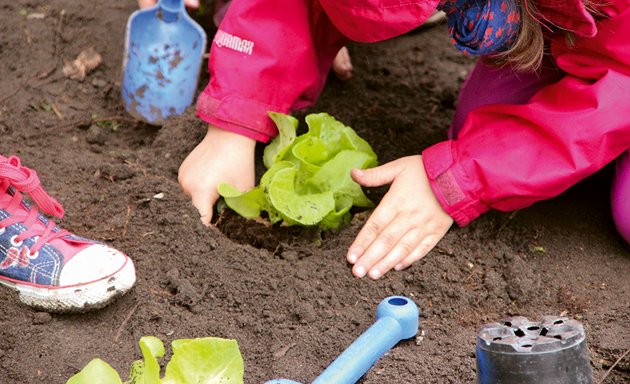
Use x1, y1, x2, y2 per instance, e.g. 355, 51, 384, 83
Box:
347, 155, 453, 279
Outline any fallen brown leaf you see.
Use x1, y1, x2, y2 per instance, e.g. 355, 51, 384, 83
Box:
63, 47, 102, 81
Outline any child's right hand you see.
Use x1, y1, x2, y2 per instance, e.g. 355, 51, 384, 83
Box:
178, 125, 256, 225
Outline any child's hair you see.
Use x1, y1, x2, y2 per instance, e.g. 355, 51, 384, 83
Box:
492, 0, 602, 71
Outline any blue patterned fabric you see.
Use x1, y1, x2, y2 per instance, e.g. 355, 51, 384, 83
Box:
0, 209, 64, 286
439, 0, 522, 56
0, 158, 94, 288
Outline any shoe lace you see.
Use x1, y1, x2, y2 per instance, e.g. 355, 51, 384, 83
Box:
0, 156, 70, 253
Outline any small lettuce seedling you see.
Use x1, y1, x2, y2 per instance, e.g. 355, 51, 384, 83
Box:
219, 112, 378, 230
66, 336, 243, 384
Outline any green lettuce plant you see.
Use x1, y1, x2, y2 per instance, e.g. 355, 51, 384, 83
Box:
219, 112, 378, 230
66, 336, 243, 384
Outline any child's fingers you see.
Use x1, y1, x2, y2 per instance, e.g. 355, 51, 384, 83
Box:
351, 160, 403, 188
137, 0, 156, 9
138, 0, 199, 9
185, 0, 200, 8
346, 196, 397, 266
351, 213, 408, 278
395, 235, 442, 271
365, 228, 424, 279
332, 47, 353, 81
191, 190, 218, 226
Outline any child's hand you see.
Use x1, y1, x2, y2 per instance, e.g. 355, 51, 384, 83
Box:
178, 125, 256, 225
137, 0, 199, 9
347, 155, 453, 279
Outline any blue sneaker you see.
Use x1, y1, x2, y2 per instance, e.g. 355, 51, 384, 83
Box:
0, 155, 136, 312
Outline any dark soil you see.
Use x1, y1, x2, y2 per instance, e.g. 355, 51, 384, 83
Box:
1, 1, 629, 383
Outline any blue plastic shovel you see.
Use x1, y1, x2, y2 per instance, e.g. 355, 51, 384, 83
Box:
122, 0, 207, 125
266, 296, 420, 384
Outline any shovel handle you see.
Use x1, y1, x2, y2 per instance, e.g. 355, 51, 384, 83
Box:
266, 296, 419, 384
311, 296, 418, 383
157, 0, 185, 21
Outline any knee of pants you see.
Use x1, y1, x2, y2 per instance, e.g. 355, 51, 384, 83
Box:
449, 57, 563, 140
611, 149, 630, 244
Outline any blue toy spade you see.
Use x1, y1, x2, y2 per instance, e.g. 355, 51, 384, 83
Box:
122, 0, 207, 125
267, 296, 420, 384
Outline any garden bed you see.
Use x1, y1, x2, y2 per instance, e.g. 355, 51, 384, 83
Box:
0, 1, 628, 382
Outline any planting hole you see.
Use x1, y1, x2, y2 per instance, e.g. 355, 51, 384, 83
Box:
514, 328, 526, 337
527, 326, 540, 331
493, 337, 503, 341
554, 319, 564, 325
553, 335, 562, 340
522, 344, 533, 348
388, 297, 408, 306
504, 321, 512, 327
540, 328, 549, 337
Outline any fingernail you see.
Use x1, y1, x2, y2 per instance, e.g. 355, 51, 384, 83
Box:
394, 263, 404, 271
355, 266, 366, 278
369, 269, 381, 279
347, 253, 358, 264
353, 169, 364, 177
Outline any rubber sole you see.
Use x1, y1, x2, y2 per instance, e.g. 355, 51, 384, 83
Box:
0, 257, 136, 313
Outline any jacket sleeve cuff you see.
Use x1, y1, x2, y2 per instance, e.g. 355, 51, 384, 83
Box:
422, 140, 490, 226
196, 91, 285, 143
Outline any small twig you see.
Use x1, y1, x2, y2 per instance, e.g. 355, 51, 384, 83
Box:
148, 287, 175, 298
24, 27, 33, 45
52, 115, 136, 130
0, 86, 23, 105
273, 343, 296, 358
65, 364, 82, 374
34, 65, 57, 80
433, 246, 454, 256
51, 103, 64, 119
213, 208, 226, 227
121, 205, 132, 239
598, 348, 630, 384
114, 303, 139, 343
53, 9, 66, 59
495, 210, 520, 239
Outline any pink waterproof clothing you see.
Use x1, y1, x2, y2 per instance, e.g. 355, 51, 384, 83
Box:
196, 0, 630, 226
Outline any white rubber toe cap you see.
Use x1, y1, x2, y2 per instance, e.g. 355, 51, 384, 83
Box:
59, 244, 129, 286
13, 244, 136, 313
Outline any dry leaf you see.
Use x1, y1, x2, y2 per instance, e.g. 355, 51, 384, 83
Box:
63, 47, 102, 81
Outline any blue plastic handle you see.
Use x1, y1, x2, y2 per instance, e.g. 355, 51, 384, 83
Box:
122, 0, 207, 124
266, 296, 419, 384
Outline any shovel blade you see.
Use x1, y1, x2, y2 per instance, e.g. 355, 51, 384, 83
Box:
122, 1, 207, 125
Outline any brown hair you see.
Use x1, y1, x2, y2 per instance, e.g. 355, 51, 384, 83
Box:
491, 0, 601, 71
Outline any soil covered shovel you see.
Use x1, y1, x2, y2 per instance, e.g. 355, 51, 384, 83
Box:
122, 0, 207, 125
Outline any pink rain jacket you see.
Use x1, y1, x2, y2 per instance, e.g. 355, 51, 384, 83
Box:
196, 0, 630, 226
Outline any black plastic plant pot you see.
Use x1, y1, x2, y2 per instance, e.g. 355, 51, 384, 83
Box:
476, 316, 593, 384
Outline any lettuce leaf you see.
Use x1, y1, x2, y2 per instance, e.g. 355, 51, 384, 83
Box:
219, 112, 378, 230
65, 336, 243, 384
263, 112, 298, 169
66, 359, 123, 384
127, 336, 163, 384
163, 338, 243, 384
266, 165, 335, 225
